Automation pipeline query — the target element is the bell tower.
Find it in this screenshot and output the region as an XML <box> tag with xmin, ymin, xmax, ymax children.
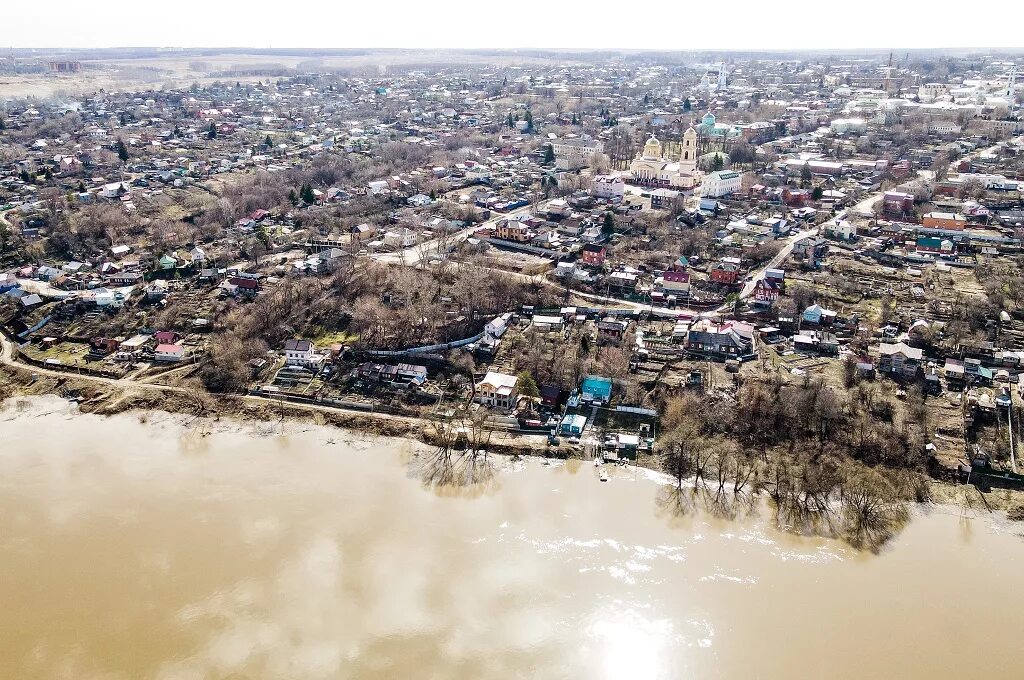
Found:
<box><xmin>679</xmin><ymin>127</ymin><xmax>697</xmax><ymax>173</ymax></box>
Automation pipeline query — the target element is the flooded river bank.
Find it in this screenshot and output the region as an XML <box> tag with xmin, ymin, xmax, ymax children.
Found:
<box><xmin>1</xmin><ymin>397</ymin><xmax>1022</xmax><ymax>679</ymax></box>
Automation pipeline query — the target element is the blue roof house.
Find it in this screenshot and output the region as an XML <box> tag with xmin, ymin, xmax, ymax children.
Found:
<box><xmin>581</xmin><ymin>375</ymin><xmax>613</xmax><ymax>404</ymax></box>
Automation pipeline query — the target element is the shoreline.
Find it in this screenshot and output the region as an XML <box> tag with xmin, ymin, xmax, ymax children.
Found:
<box><xmin>2</xmin><ymin>392</ymin><xmax>1020</xmax><ymax>534</ymax></box>
<box><xmin>3</xmin><ymin>346</ymin><xmax>1024</xmax><ymax>520</ymax></box>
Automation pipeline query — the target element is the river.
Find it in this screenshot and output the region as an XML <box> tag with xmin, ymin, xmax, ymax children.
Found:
<box><xmin>1</xmin><ymin>397</ymin><xmax>1022</xmax><ymax>679</ymax></box>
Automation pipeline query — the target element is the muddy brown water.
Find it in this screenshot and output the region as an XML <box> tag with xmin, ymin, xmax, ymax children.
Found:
<box><xmin>1</xmin><ymin>398</ymin><xmax>1022</xmax><ymax>679</ymax></box>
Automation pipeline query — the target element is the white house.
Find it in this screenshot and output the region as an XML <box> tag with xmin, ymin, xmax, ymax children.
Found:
<box><xmin>475</xmin><ymin>371</ymin><xmax>519</xmax><ymax>409</ymax></box>
<box><xmin>591</xmin><ymin>174</ymin><xmax>625</xmax><ymax>201</ymax></box>
<box><xmin>99</xmin><ymin>182</ymin><xmax>130</xmax><ymax>199</ymax></box>
<box><xmin>284</xmin><ymin>339</ymin><xmax>320</xmax><ymax>368</ymax></box>
<box><xmin>485</xmin><ymin>313</ymin><xmax>512</xmax><ymax>339</ymax></box>
<box><xmin>154</xmin><ymin>343</ymin><xmax>186</xmax><ymax>362</ymax></box>
<box><xmin>825</xmin><ymin>219</ymin><xmax>856</xmax><ymax>240</ymax></box>
<box><xmin>701</xmin><ymin>170</ymin><xmax>743</xmax><ymax>198</ymax></box>
<box><xmin>190</xmin><ymin>246</ymin><xmax>207</xmax><ymax>264</ymax></box>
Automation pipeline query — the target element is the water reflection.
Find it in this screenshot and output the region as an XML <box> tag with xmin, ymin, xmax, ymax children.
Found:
<box><xmin>409</xmin><ymin>445</ymin><xmax>499</xmax><ymax>497</ymax></box>
<box><xmin>2</xmin><ymin>398</ymin><xmax>1024</xmax><ymax>680</ymax></box>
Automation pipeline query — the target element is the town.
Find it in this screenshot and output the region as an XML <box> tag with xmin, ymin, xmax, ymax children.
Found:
<box><xmin>2</xmin><ymin>48</ymin><xmax>1024</xmax><ymax>501</ymax></box>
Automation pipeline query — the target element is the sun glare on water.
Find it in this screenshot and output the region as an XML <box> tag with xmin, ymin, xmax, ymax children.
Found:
<box><xmin>587</xmin><ymin>606</ymin><xmax>679</xmax><ymax>679</ymax></box>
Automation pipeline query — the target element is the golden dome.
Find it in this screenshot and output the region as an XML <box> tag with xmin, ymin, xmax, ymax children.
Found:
<box><xmin>642</xmin><ymin>134</ymin><xmax>663</xmax><ymax>158</ymax></box>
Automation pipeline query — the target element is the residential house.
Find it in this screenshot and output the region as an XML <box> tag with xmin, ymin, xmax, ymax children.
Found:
<box><xmin>36</xmin><ymin>265</ymin><xmax>61</xmax><ymax>281</ymax></box>
<box><xmin>580</xmin><ymin>375</ymin><xmax>613</xmax><ymax>404</ymax></box>
<box><xmin>284</xmin><ymin>339</ymin><xmax>320</xmax><ymax>368</ymax></box>
<box><xmin>119</xmin><ymin>334</ymin><xmax>152</xmax><ymax>353</ymax></box>
<box><xmin>495</xmin><ymin>219</ymin><xmax>531</xmax><ymax>242</ymax></box>
<box><xmin>709</xmin><ymin>261</ymin><xmax>740</xmax><ymax>285</ymax></box>
<box><xmin>351</xmin><ymin>223</ymin><xmax>375</xmax><ymax>240</ymax></box>
<box><xmin>221</xmin><ymin>276</ymin><xmax>260</xmax><ymax>296</ymax></box>
<box><xmin>532</xmin><ymin>314</ymin><xmax>564</xmax><ymax>332</ymax></box>
<box><xmin>145</xmin><ymin>281</ymin><xmax>169</xmax><ymax>301</ymax></box>
<box><xmin>922</xmin><ymin>212</ymin><xmax>966</xmax><ymax>230</ymax></box>
<box><xmin>792</xmin><ymin>330</ymin><xmax>840</xmax><ymax>355</ymax></box>
<box><xmin>964</xmin><ymin>357</ymin><xmax>994</xmax><ymax>385</ymax></box>
<box><xmin>607</xmin><ymin>270</ymin><xmax>639</xmax><ymax>293</ymax></box>
<box><xmin>825</xmin><ymin>219</ymin><xmax>856</xmax><ymax>240</ymax></box>
<box><xmin>99</xmin><ymin>181</ymin><xmax>130</xmax><ymax>199</ymax></box>
<box><xmin>597</xmin><ymin>318</ymin><xmax>627</xmax><ymax>344</ymax></box>
<box><xmin>753</xmin><ymin>278</ymin><xmax>781</xmax><ymax>307</ymax></box>
<box><xmin>878</xmin><ymin>342</ymin><xmax>923</xmax><ymax>377</ymax></box>
<box><xmin>546</xmin><ymin>199</ymin><xmax>572</xmax><ymax>218</ymax></box>
<box><xmin>154</xmin><ymin>331</ymin><xmax>181</xmax><ymax>345</ymax></box>
<box><xmin>802</xmin><ymin>304</ymin><xmax>837</xmax><ymax>326</ymax></box>
<box><xmin>657</xmin><ymin>269</ymin><xmax>691</xmax><ymax>296</ymax></box>
<box><xmin>560</xmin><ymin>413</ymin><xmax>588</xmax><ymax>435</ymax></box>
<box><xmin>90</xmin><ymin>337</ymin><xmax>120</xmax><ymax>354</ymax></box>
<box><xmin>154</xmin><ymin>343</ymin><xmax>186</xmax><ymax>362</ymax></box>
<box><xmin>916</xmin><ymin>237</ymin><xmax>954</xmax><ymax>254</ymax></box>
<box><xmin>539</xmin><ymin>385</ymin><xmax>563</xmax><ymax>407</ymax></box>
<box><xmin>591</xmin><ymin>174</ymin><xmax>625</xmax><ymax>201</ymax></box>
<box><xmin>792</xmin><ymin>236</ymin><xmax>829</xmax><ymax>266</ymax></box>
<box><xmin>685</xmin><ymin>320</ymin><xmax>753</xmax><ymax>358</ymax></box>
<box><xmin>580</xmin><ymin>243</ymin><xmax>607</xmax><ymax>267</ymax></box>
<box><xmin>944</xmin><ymin>358</ymin><xmax>966</xmax><ymax>386</ymax></box>
<box><xmin>0</xmin><ymin>272</ymin><xmax>17</xmax><ymax>292</ymax></box>
<box><xmin>355</xmin><ymin>362</ymin><xmax>428</xmax><ymax>386</ymax></box>
<box><xmin>475</xmin><ymin>371</ymin><xmax>519</xmax><ymax>409</ymax></box>
<box><xmin>485</xmin><ymin>313</ymin><xmax>512</xmax><ymax>340</ymax></box>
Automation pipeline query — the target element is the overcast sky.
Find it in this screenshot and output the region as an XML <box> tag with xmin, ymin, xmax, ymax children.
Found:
<box><xmin>6</xmin><ymin>1</ymin><xmax>1022</xmax><ymax>51</ymax></box>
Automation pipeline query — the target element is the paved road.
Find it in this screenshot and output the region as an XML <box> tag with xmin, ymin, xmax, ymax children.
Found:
<box><xmin>738</xmin><ymin>226</ymin><xmax>819</xmax><ymax>300</ymax></box>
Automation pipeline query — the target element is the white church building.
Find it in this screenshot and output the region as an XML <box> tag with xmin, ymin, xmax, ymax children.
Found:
<box><xmin>629</xmin><ymin>127</ymin><xmax>704</xmax><ymax>194</ymax></box>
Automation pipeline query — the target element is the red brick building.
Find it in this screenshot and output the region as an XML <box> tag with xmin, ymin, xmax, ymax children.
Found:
<box><xmin>580</xmin><ymin>244</ymin><xmax>607</xmax><ymax>267</ymax></box>
<box><xmin>710</xmin><ymin>262</ymin><xmax>740</xmax><ymax>285</ymax></box>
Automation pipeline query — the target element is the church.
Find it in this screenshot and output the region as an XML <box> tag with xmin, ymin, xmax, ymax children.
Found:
<box><xmin>629</xmin><ymin>126</ymin><xmax>703</xmax><ymax>194</ymax></box>
<box><xmin>697</xmin><ymin>111</ymin><xmax>742</xmax><ymax>140</ymax></box>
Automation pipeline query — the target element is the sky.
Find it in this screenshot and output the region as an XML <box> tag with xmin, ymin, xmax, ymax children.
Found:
<box><xmin>6</xmin><ymin>1</ymin><xmax>1022</xmax><ymax>51</ymax></box>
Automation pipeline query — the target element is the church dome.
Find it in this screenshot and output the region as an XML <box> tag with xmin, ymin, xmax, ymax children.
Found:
<box><xmin>642</xmin><ymin>134</ymin><xmax>663</xmax><ymax>158</ymax></box>
<box><xmin>702</xmin><ymin>112</ymin><xmax>716</xmax><ymax>126</ymax></box>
